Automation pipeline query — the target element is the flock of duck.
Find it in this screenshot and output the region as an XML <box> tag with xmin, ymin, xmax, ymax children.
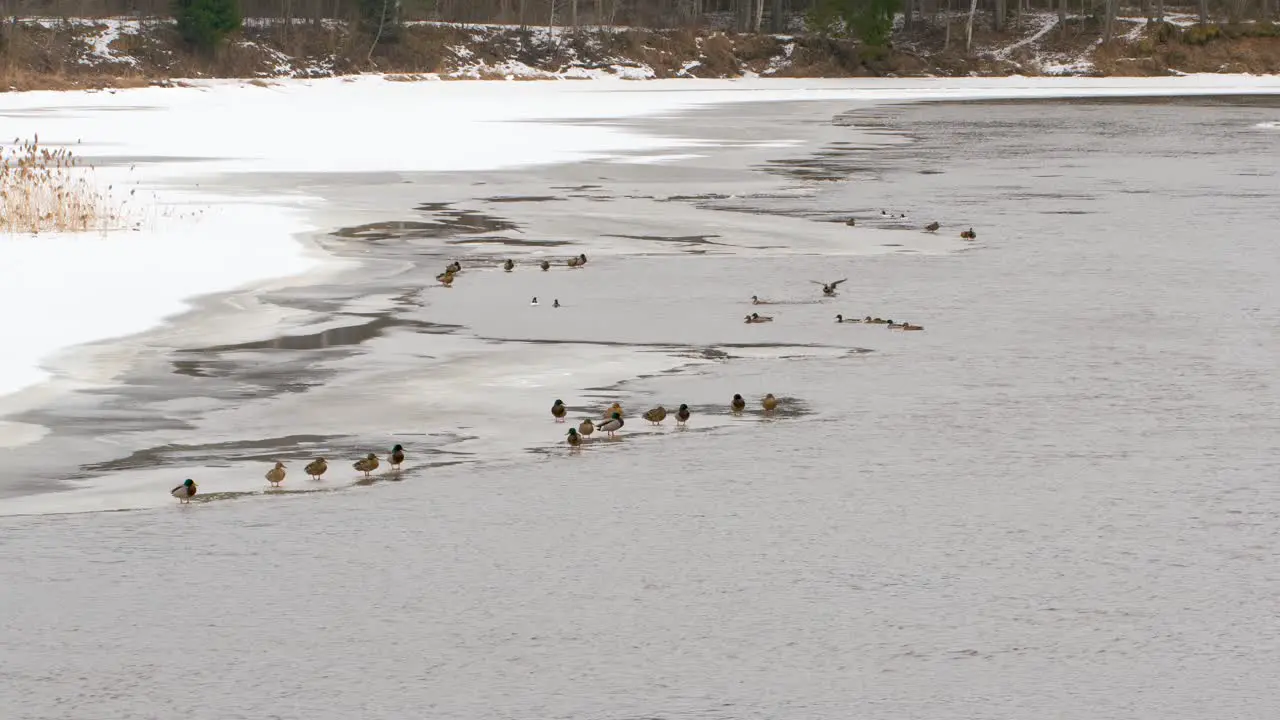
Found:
<box><xmin>170</xmin><ymin>220</ymin><xmax>971</xmax><ymax>504</ymax></box>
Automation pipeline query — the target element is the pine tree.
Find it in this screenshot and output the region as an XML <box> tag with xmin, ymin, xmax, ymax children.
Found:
<box><xmin>174</xmin><ymin>0</ymin><xmax>243</xmax><ymax>51</ymax></box>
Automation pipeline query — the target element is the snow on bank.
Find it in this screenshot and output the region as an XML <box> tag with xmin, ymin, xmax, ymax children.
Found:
<box><xmin>2</xmin><ymin>74</ymin><xmax>1280</xmax><ymax>411</ymax></box>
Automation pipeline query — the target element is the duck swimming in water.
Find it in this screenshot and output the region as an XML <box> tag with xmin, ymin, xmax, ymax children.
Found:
<box><xmin>750</xmin><ymin>295</ymin><xmax>772</xmax><ymax>305</ymax></box>
<box><xmin>836</xmin><ymin>314</ymin><xmax>861</xmax><ymax>323</ymax></box>
<box><xmin>961</xmin><ymin>228</ymin><xmax>977</xmax><ymax>240</ymax></box>
<box><xmin>171</xmin><ymin>478</ymin><xmax>198</xmax><ymax>503</ymax></box>
<box><xmin>265</xmin><ymin>461</ymin><xmax>286</xmax><ymax>488</ymax></box>
<box><xmin>811</xmin><ymin>278</ymin><xmax>848</xmax><ymax>297</ymax></box>
<box><xmin>503</xmin><ymin>259</ymin><xmax>514</xmax><ymax>272</ymax></box>
<box><xmin>745</xmin><ymin>312</ymin><xmax>774</xmax><ymax>323</ymax></box>
<box><xmin>731</xmin><ymin>394</ymin><xmax>746</xmax><ymax>413</ymax></box>
<box><xmin>925</xmin><ymin>221</ymin><xmax>940</xmax><ymax>232</ymax></box>
<box><xmin>304</xmin><ymin>457</ymin><xmax>327</xmax><ymax>480</ymax></box>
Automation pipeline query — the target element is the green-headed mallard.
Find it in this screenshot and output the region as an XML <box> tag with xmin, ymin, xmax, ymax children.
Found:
<box><xmin>599</xmin><ymin>412</ymin><xmax>624</xmax><ymax>438</ymax></box>
<box><xmin>836</xmin><ymin>314</ymin><xmax>862</xmax><ymax>323</ymax></box>
<box><xmin>437</xmin><ymin>270</ymin><xmax>456</xmax><ymax>287</ymax></box>
<box><xmin>551</xmin><ymin>399</ymin><xmax>567</xmax><ymax>422</ymax></box>
<box><xmin>354</xmin><ymin>453</ymin><xmax>379</xmax><ymax>477</ymax></box>
<box><xmin>811</xmin><ymin>278</ymin><xmax>848</xmax><ymax>297</ymax></box>
<box><xmin>266</xmin><ymin>461</ymin><xmax>286</xmax><ymax>487</ymax></box>
<box><xmin>642</xmin><ymin>406</ymin><xmax>667</xmax><ymax>426</ymax></box>
<box><xmin>731</xmin><ymin>393</ymin><xmax>746</xmax><ymax>413</ymax></box>
<box><xmin>675</xmin><ymin>403</ymin><xmax>690</xmax><ymax>426</ymax></box>
<box><xmin>603</xmin><ymin>402</ymin><xmax>623</xmax><ymax>419</ymax></box>
<box><xmin>566</xmin><ymin>427</ymin><xmax>582</xmax><ymax>449</ymax></box>
<box><xmin>446</xmin><ymin>261</ymin><xmax>462</xmax><ymax>273</ymax></box>
<box><xmin>925</xmin><ymin>221</ymin><xmax>940</xmax><ymax>232</ymax></box>
<box><xmin>579</xmin><ymin>418</ymin><xmax>595</xmax><ymax>437</ymax></box>
<box><xmin>171</xmin><ymin>478</ymin><xmax>197</xmax><ymax>503</ymax></box>
<box><xmin>540</xmin><ymin>260</ymin><xmax>550</xmax><ymax>271</ymax></box>
<box><xmin>304</xmin><ymin>457</ymin><xmax>327</xmax><ymax>480</ymax></box>
<box><xmin>567</xmin><ymin>256</ymin><xmax>581</xmax><ymax>268</ymax></box>
<box><xmin>503</xmin><ymin>259</ymin><xmax>514</xmax><ymax>272</ymax></box>
<box><xmin>961</xmin><ymin>228</ymin><xmax>977</xmax><ymax>240</ymax></box>
<box><xmin>390</xmin><ymin>444</ymin><xmax>405</xmax><ymax>470</ymax></box>
<box><xmin>762</xmin><ymin>393</ymin><xmax>779</xmax><ymax>412</ymax></box>
<box><xmin>745</xmin><ymin>312</ymin><xmax>774</xmax><ymax>323</ymax></box>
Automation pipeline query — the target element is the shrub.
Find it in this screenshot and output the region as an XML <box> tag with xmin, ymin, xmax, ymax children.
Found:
<box><xmin>174</xmin><ymin>0</ymin><xmax>243</xmax><ymax>51</ymax></box>
<box><xmin>0</xmin><ymin>136</ymin><xmax>119</xmax><ymax>234</ymax></box>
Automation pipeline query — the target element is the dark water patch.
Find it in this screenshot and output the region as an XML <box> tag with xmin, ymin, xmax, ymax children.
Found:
<box><xmin>1043</xmin><ymin>210</ymin><xmax>1092</xmax><ymax>215</ymax></box>
<box><xmin>447</xmin><ymin>236</ymin><xmax>572</xmax><ymax>247</ymax></box>
<box><xmin>481</xmin><ymin>195</ymin><xmax>565</xmax><ymax>203</ymax></box>
<box><xmin>919</xmin><ymin>169</ymin><xmax>944</xmax><ymax>175</ymax></box>
<box><xmin>603</xmin><ymin>233</ymin><xmax>726</xmax><ymax>246</ymax></box>
<box><xmin>72</xmin><ymin>434</ymin><xmax>346</xmax><ymax>478</ymax></box>
<box><xmin>182</xmin><ymin>316</ymin><xmax>462</xmax><ymax>354</ymax></box>
<box><xmin>551</xmin><ymin>184</ymin><xmax>602</xmax><ymax>191</ymax></box>
<box><xmin>333</xmin><ymin>207</ymin><xmax>520</xmax><ymax>242</ymax></box>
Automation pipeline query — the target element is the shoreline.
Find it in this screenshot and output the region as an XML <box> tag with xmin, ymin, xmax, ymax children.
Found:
<box><xmin>2</xmin><ymin>76</ymin><xmax>1280</xmax><ymax>515</ymax></box>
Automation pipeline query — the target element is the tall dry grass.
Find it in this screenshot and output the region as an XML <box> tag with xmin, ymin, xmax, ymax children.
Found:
<box><xmin>0</xmin><ymin>136</ymin><xmax>121</xmax><ymax>234</ymax></box>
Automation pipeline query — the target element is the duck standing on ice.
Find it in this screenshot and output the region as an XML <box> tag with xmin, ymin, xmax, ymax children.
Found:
<box><xmin>171</xmin><ymin>478</ymin><xmax>198</xmax><ymax>503</ymax></box>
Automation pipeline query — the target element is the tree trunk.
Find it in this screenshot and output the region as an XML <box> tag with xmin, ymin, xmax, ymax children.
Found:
<box><xmin>965</xmin><ymin>0</ymin><xmax>978</xmax><ymax>52</ymax></box>
<box><xmin>993</xmin><ymin>0</ymin><xmax>1004</xmax><ymax>32</ymax></box>
<box><xmin>1058</xmin><ymin>0</ymin><xmax>1068</xmax><ymax>36</ymax></box>
<box><xmin>753</xmin><ymin>0</ymin><xmax>764</xmax><ymax>31</ymax></box>
<box><xmin>1156</xmin><ymin>0</ymin><xmax>1164</xmax><ymax>22</ymax></box>
<box><xmin>1197</xmin><ymin>0</ymin><xmax>1208</xmax><ymax>23</ymax></box>
<box><xmin>1103</xmin><ymin>0</ymin><xmax>1115</xmax><ymax>41</ymax></box>
<box><xmin>770</xmin><ymin>0</ymin><xmax>784</xmax><ymax>32</ymax></box>
<box><xmin>571</xmin><ymin>0</ymin><xmax>578</xmax><ymax>26</ymax></box>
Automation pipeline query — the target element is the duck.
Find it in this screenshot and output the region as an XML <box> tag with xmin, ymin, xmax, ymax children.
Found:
<box><xmin>436</xmin><ymin>270</ymin><xmax>456</xmax><ymax>287</ymax></box>
<box><xmin>576</xmin><ymin>253</ymin><xmax>588</xmax><ymax>266</ymax></box>
<box><xmin>265</xmin><ymin>461</ymin><xmax>286</xmax><ymax>488</ymax></box>
<box><xmin>171</xmin><ymin>478</ymin><xmax>198</xmax><ymax>503</ymax></box>
<box><xmin>304</xmin><ymin>457</ymin><xmax>327</xmax><ymax>480</ymax></box>
<box><xmin>353</xmin><ymin>453</ymin><xmax>380</xmax><ymax>478</ymax></box>
<box><xmin>567</xmin><ymin>256</ymin><xmax>582</xmax><ymax>268</ymax></box>
<box><xmin>599</xmin><ymin>412</ymin><xmax>624</xmax><ymax>438</ymax></box>
<box><xmin>603</xmin><ymin>402</ymin><xmax>624</xmax><ymax>419</ymax></box>
<box><xmin>390</xmin><ymin>444</ymin><xmax>405</xmax><ymax>471</ymax></box>
<box><xmin>836</xmin><ymin>314</ymin><xmax>861</xmax><ymax>323</ymax></box>
<box><xmin>744</xmin><ymin>312</ymin><xmax>774</xmax><ymax>323</ymax></box>
<box><xmin>675</xmin><ymin>403</ymin><xmax>690</xmax><ymax>426</ymax></box>
<box><xmin>864</xmin><ymin>316</ymin><xmax>890</xmax><ymax>324</ymax></box>
<box><xmin>579</xmin><ymin>418</ymin><xmax>595</xmax><ymax>438</ymax></box>
<box><xmin>845</xmin><ymin>218</ymin><xmax>856</xmax><ymax>226</ymax></box>
<box><xmin>762</xmin><ymin>393</ymin><xmax>779</xmax><ymax>412</ymax></box>
<box><xmin>731</xmin><ymin>393</ymin><xmax>746</xmax><ymax>413</ymax></box>
<box><xmin>551</xmin><ymin>399</ymin><xmax>567</xmax><ymax>422</ymax></box>
<box><xmin>899</xmin><ymin>322</ymin><xmax>924</xmax><ymax>331</ymax></box>
<box><xmin>750</xmin><ymin>295</ymin><xmax>772</xmax><ymax>305</ymax></box>
<box><xmin>811</xmin><ymin>278</ymin><xmax>848</xmax><ymax>297</ymax></box>
<box><xmin>960</xmin><ymin>228</ymin><xmax>977</xmax><ymax>240</ymax></box>
<box><xmin>503</xmin><ymin>259</ymin><xmax>515</xmax><ymax>272</ymax></box>
<box><xmin>531</xmin><ymin>297</ymin><xmax>539</xmax><ymax>306</ymax></box>
<box><xmin>925</xmin><ymin>221</ymin><xmax>940</xmax><ymax>232</ymax></box>
<box><xmin>642</xmin><ymin>406</ymin><xmax>667</xmax><ymax>426</ymax></box>
<box><xmin>539</xmin><ymin>260</ymin><xmax>550</xmax><ymax>271</ymax></box>
<box><xmin>566</xmin><ymin>427</ymin><xmax>582</xmax><ymax>449</ymax></box>
<box><xmin>553</xmin><ymin>299</ymin><xmax>561</xmax><ymax>308</ymax></box>
<box><xmin>446</xmin><ymin>261</ymin><xmax>462</xmax><ymax>274</ymax></box>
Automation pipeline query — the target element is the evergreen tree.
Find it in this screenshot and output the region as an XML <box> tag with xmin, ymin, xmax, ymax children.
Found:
<box><xmin>173</xmin><ymin>0</ymin><xmax>243</xmax><ymax>51</ymax></box>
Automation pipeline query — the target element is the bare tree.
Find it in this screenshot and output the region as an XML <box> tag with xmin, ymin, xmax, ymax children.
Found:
<box><xmin>965</xmin><ymin>0</ymin><xmax>978</xmax><ymax>52</ymax></box>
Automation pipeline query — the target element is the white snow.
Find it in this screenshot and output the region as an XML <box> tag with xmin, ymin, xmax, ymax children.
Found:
<box><xmin>3</xmin><ymin>74</ymin><xmax>1280</xmax><ymax>413</ymax></box>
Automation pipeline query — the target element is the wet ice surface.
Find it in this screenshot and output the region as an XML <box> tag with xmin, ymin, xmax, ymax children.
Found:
<box><xmin>4</xmin><ymin>95</ymin><xmax>1280</xmax><ymax>718</ymax></box>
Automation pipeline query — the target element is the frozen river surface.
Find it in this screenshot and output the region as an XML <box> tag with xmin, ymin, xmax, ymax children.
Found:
<box><xmin>2</xmin><ymin>88</ymin><xmax>1280</xmax><ymax>718</ymax></box>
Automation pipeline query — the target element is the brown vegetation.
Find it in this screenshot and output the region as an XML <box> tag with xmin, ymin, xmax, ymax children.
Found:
<box><xmin>0</xmin><ymin>137</ymin><xmax>119</xmax><ymax>234</ymax></box>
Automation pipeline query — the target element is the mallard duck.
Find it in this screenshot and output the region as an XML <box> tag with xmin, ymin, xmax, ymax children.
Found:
<box><xmin>845</xmin><ymin>218</ymin><xmax>856</xmax><ymax>226</ymax></box>
<box><xmin>566</xmin><ymin>427</ymin><xmax>582</xmax><ymax>449</ymax></box>
<box><xmin>599</xmin><ymin>412</ymin><xmax>624</xmax><ymax>438</ymax></box>
<box><xmin>642</xmin><ymin>406</ymin><xmax>667</xmax><ymax>425</ymax></box>
<box><xmin>579</xmin><ymin>418</ymin><xmax>595</xmax><ymax>437</ymax></box>
<box><xmin>578</xmin><ymin>253</ymin><xmax>587</xmax><ymax>265</ymax></box>
<box><xmin>304</xmin><ymin>457</ymin><xmax>327</xmax><ymax>480</ymax></box>
<box><xmin>961</xmin><ymin>228</ymin><xmax>977</xmax><ymax>240</ymax></box>
<box><xmin>900</xmin><ymin>322</ymin><xmax>924</xmax><ymax>331</ymax></box>
<box><xmin>171</xmin><ymin>478</ymin><xmax>198</xmax><ymax>503</ymax></box>
<box><xmin>551</xmin><ymin>399</ymin><xmax>567</xmax><ymax>422</ymax></box>
<box><xmin>567</xmin><ymin>256</ymin><xmax>582</xmax><ymax>268</ymax></box>
<box><xmin>353</xmin><ymin>453</ymin><xmax>380</xmax><ymax>477</ymax></box>
<box><xmin>540</xmin><ymin>260</ymin><xmax>550</xmax><ymax>271</ymax></box>
<box><xmin>745</xmin><ymin>312</ymin><xmax>774</xmax><ymax>323</ymax></box>
<box><xmin>762</xmin><ymin>393</ymin><xmax>779</xmax><ymax>412</ymax></box>
<box><xmin>865</xmin><ymin>316</ymin><xmax>890</xmax><ymax>324</ymax></box>
<box><xmin>836</xmin><ymin>314</ymin><xmax>861</xmax><ymax>323</ymax></box>
<box><xmin>446</xmin><ymin>261</ymin><xmax>462</xmax><ymax>274</ymax></box>
<box><xmin>925</xmin><ymin>221</ymin><xmax>940</xmax><ymax>232</ymax></box>
<box><xmin>675</xmin><ymin>403</ymin><xmax>690</xmax><ymax>426</ymax></box>
<box><xmin>503</xmin><ymin>259</ymin><xmax>514</xmax><ymax>272</ymax></box>
<box><xmin>437</xmin><ymin>270</ymin><xmax>456</xmax><ymax>287</ymax></box>
<box><xmin>731</xmin><ymin>393</ymin><xmax>746</xmax><ymax>412</ymax></box>
<box><xmin>265</xmin><ymin>461</ymin><xmax>286</xmax><ymax>488</ymax></box>
<box><xmin>553</xmin><ymin>299</ymin><xmax>561</xmax><ymax>308</ymax></box>
<box><xmin>750</xmin><ymin>295</ymin><xmax>773</xmax><ymax>305</ymax></box>
<box><xmin>603</xmin><ymin>402</ymin><xmax>624</xmax><ymax>419</ymax></box>
<box><xmin>390</xmin><ymin>443</ymin><xmax>405</xmax><ymax>470</ymax></box>
<box><xmin>811</xmin><ymin>278</ymin><xmax>848</xmax><ymax>297</ymax></box>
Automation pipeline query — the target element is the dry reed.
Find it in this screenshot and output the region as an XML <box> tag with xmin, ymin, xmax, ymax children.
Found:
<box><xmin>0</xmin><ymin>135</ymin><xmax>120</xmax><ymax>234</ymax></box>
